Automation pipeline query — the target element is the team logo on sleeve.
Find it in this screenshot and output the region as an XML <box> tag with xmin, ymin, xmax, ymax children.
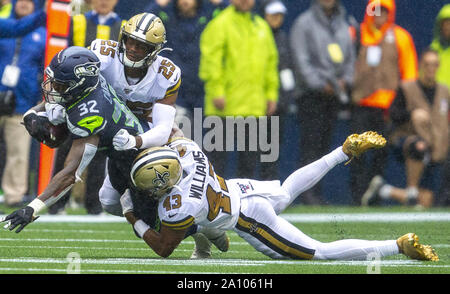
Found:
<box><xmin>237</xmin><ymin>181</ymin><xmax>254</xmax><ymax>194</ymax></box>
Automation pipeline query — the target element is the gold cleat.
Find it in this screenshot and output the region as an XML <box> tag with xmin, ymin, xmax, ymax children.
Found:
<box><xmin>397</xmin><ymin>233</ymin><xmax>439</xmax><ymax>261</ymax></box>
<box><xmin>342</xmin><ymin>131</ymin><xmax>387</xmax><ymax>165</ymax></box>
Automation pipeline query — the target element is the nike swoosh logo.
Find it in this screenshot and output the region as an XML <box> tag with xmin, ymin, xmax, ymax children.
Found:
<box><xmin>168</xmin><ymin>214</ymin><xmax>177</xmax><ymax>218</ymax></box>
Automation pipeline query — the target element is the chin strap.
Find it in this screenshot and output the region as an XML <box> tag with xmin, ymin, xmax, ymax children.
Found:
<box><xmin>121</xmin><ymin>44</ymin><xmax>173</xmax><ymax>68</ymax></box>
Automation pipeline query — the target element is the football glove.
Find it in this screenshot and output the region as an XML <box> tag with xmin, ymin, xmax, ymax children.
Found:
<box><xmin>23</xmin><ymin>110</ymin><xmax>48</xmax><ymax>142</ymax></box>
<box><xmin>45</xmin><ymin>103</ymin><xmax>66</xmax><ymax>125</ymax></box>
<box><xmin>113</xmin><ymin>129</ymin><xmax>137</xmax><ymax>151</ymax></box>
<box><xmin>22</xmin><ymin>109</ymin><xmax>68</xmax><ymax>148</ymax></box>
<box><xmin>1</xmin><ymin>206</ymin><xmax>38</xmax><ymax>233</ymax></box>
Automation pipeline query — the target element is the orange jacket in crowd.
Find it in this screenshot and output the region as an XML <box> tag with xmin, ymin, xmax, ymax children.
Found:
<box><xmin>353</xmin><ymin>0</ymin><xmax>418</xmax><ymax>109</ymax></box>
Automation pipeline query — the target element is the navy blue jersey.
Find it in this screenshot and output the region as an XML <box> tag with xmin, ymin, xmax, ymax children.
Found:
<box><xmin>65</xmin><ymin>75</ymin><xmax>149</xmax><ymax>161</ymax></box>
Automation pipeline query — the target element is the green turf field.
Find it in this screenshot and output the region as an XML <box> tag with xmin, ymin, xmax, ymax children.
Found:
<box><xmin>0</xmin><ymin>205</ymin><xmax>448</xmax><ymax>274</ymax></box>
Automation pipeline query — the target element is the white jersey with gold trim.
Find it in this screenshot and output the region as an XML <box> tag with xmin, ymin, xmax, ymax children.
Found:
<box><xmin>158</xmin><ymin>138</ymin><xmax>241</xmax><ymax>231</ymax></box>
<box><xmin>89</xmin><ymin>39</ymin><xmax>181</xmax><ymax>118</ymax></box>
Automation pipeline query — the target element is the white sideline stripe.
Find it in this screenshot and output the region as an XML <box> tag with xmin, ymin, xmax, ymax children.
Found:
<box><xmin>281</xmin><ymin>212</ymin><xmax>450</xmax><ymax>223</ymax></box>
<box><xmin>0</xmin><ymin>238</ymin><xmax>249</xmax><ymax>246</ymax></box>
<box><xmin>0</xmin><ymin>258</ymin><xmax>448</xmax><ymax>269</ymax></box>
<box><xmin>1</xmin><ymin>237</ymin><xmax>446</xmax><ymax>248</ymax></box>
<box><xmin>0</xmin><ymin>267</ymin><xmax>243</xmax><ymax>274</ymax></box>
<box><xmin>0</xmin><ymin>258</ymin><xmax>258</xmax><ymax>267</ymax></box>
<box><xmin>0</xmin><ymin>244</ymin><xmax>245</xmax><ymax>254</ymax></box>
<box><xmin>0</xmin><ymin>212</ymin><xmax>449</xmax><ymax>223</ymax></box>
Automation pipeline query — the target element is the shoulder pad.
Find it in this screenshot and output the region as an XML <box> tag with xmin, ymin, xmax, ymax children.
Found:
<box><xmin>155</xmin><ymin>57</ymin><xmax>181</xmax><ymax>90</ymax></box>
<box><xmin>89</xmin><ymin>39</ymin><xmax>119</xmax><ymax>71</ymax></box>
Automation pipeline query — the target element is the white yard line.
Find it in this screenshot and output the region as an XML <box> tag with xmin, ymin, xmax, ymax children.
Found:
<box><xmin>0</xmin><ymin>244</ymin><xmax>245</xmax><ymax>254</ymax></box>
<box><xmin>0</xmin><ymin>257</ymin><xmax>448</xmax><ymax>269</ymax></box>
<box><xmin>0</xmin><ymin>212</ymin><xmax>449</xmax><ymax>223</ymax></box>
<box><xmin>0</xmin><ymin>267</ymin><xmax>240</xmax><ymax>274</ymax></box>
<box><xmin>0</xmin><ymin>237</ymin><xmax>249</xmax><ymax>246</ymax></box>
<box><xmin>281</xmin><ymin>212</ymin><xmax>450</xmax><ymax>223</ymax></box>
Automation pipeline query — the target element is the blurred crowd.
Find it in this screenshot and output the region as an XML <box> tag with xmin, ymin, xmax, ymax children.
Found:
<box><xmin>0</xmin><ymin>0</ymin><xmax>449</xmax><ymax>213</ymax></box>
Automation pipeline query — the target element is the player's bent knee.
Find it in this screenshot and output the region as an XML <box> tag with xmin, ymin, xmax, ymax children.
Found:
<box><xmin>101</xmin><ymin>203</ymin><xmax>123</xmax><ymax>216</ymax></box>
<box><xmin>99</xmin><ymin>183</ymin><xmax>121</xmax><ymax>206</ymax></box>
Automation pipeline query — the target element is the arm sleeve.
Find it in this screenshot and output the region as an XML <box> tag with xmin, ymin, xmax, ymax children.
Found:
<box><xmin>161</xmin><ymin>214</ymin><xmax>195</xmax><ymax>231</ymax></box>
<box><xmin>199</xmin><ymin>18</ymin><xmax>226</xmax><ymax>98</ymax></box>
<box><xmin>89</xmin><ymin>39</ymin><xmax>114</xmax><ymax>72</ymax></box>
<box><xmin>139</xmin><ymin>103</ymin><xmax>176</xmax><ymax>148</ymax></box>
<box><xmin>0</xmin><ymin>9</ymin><xmax>45</xmax><ymax>38</ymax></box>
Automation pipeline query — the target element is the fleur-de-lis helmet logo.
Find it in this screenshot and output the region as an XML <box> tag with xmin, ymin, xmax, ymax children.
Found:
<box><xmin>152</xmin><ymin>170</ymin><xmax>170</xmax><ymax>187</ymax></box>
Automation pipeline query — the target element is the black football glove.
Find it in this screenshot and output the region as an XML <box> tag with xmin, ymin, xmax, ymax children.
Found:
<box><xmin>1</xmin><ymin>206</ymin><xmax>38</xmax><ymax>233</ymax></box>
<box><xmin>22</xmin><ymin>110</ymin><xmax>66</xmax><ymax>148</ymax></box>
<box><xmin>23</xmin><ymin>111</ymin><xmax>51</xmax><ymax>143</ymax></box>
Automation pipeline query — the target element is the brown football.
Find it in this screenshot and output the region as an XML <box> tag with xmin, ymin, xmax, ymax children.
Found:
<box><xmin>45</xmin><ymin>122</ymin><xmax>69</xmax><ymax>148</ymax></box>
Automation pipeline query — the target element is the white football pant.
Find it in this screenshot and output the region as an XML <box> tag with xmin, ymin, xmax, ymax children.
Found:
<box><xmin>233</xmin><ymin>147</ymin><xmax>399</xmax><ymax>260</ymax></box>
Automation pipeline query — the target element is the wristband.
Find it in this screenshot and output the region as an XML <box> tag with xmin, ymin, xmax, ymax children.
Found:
<box><xmin>134</xmin><ymin>220</ymin><xmax>150</xmax><ymax>238</ymax></box>
<box><xmin>27</xmin><ymin>198</ymin><xmax>47</xmax><ymax>217</ymax></box>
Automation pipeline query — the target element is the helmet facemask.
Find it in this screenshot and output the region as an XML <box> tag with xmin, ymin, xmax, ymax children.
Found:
<box><xmin>120</xmin><ymin>33</ymin><xmax>165</xmax><ymax>68</ymax></box>
<box><xmin>118</xmin><ymin>13</ymin><xmax>171</xmax><ymax>69</ymax></box>
<box><xmin>42</xmin><ymin>67</ymin><xmax>74</xmax><ymax>105</ymax></box>
<box><xmin>42</xmin><ymin>48</ymin><xmax>100</xmax><ymax>106</ymax></box>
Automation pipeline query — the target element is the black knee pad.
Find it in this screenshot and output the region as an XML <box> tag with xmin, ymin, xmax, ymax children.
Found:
<box><xmin>404</xmin><ymin>137</ymin><xmax>430</xmax><ymax>161</ymax></box>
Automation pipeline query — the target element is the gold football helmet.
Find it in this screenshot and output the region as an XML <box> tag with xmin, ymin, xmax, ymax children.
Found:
<box><xmin>131</xmin><ymin>146</ymin><xmax>183</xmax><ymax>199</ymax></box>
<box><xmin>118</xmin><ymin>13</ymin><xmax>168</xmax><ymax>68</ymax></box>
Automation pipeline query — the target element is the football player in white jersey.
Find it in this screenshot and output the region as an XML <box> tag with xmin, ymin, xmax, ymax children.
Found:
<box><xmin>85</xmin><ymin>13</ymin><xmax>183</xmax><ymax>214</ymax></box>
<box><xmin>94</xmin><ymin>13</ymin><xmax>228</xmax><ymax>258</ymax></box>
<box><xmin>119</xmin><ymin>132</ymin><xmax>438</xmax><ymax>261</ymax></box>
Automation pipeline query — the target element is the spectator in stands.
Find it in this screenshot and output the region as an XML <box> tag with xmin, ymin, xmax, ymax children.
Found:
<box><xmin>0</xmin><ymin>0</ymin><xmax>12</xmax><ymax>18</ymax></box>
<box><xmin>289</xmin><ymin>0</ymin><xmax>355</xmax><ymax>204</ymax></box>
<box><xmin>69</xmin><ymin>0</ymin><xmax>124</xmax><ymax>47</ymax></box>
<box><xmin>350</xmin><ymin>0</ymin><xmax>418</xmax><ymax>205</ymax></box>
<box><xmin>0</xmin><ymin>0</ymin><xmax>46</xmax><ymax>207</ymax></box>
<box><xmin>430</xmin><ymin>4</ymin><xmax>450</xmax><ymax>207</ymax></box>
<box><xmin>199</xmin><ymin>0</ymin><xmax>279</xmax><ymax>179</ymax></box>
<box><xmin>0</xmin><ymin>0</ymin><xmax>44</xmax><ymax>37</ymax></box>
<box><xmin>49</xmin><ymin>0</ymin><xmax>124</xmax><ymax>215</ymax></box>
<box><xmin>145</xmin><ymin>0</ymin><xmax>227</xmax><ymax>139</ymax></box>
<box><xmin>259</xmin><ymin>0</ymin><xmax>297</xmax><ymax>181</ymax></box>
<box><xmin>362</xmin><ymin>49</ymin><xmax>449</xmax><ymax>208</ymax></box>
<box><xmin>431</xmin><ymin>4</ymin><xmax>450</xmax><ymax>90</ymax></box>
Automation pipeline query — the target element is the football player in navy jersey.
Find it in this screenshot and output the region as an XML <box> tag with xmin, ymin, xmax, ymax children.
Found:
<box><xmin>1</xmin><ymin>46</ymin><xmax>163</xmax><ymax>233</ymax></box>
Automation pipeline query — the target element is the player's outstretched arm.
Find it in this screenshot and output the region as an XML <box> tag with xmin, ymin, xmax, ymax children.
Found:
<box><xmin>1</xmin><ymin>135</ymin><xmax>100</xmax><ymax>233</ymax></box>
<box><xmin>113</xmin><ymin>92</ymin><xmax>179</xmax><ymax>151</ymax></box>
<box><xmin>120</xmin><ymin>190</ymin><xmax>186</xmax><ymax>258</ymax></box>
